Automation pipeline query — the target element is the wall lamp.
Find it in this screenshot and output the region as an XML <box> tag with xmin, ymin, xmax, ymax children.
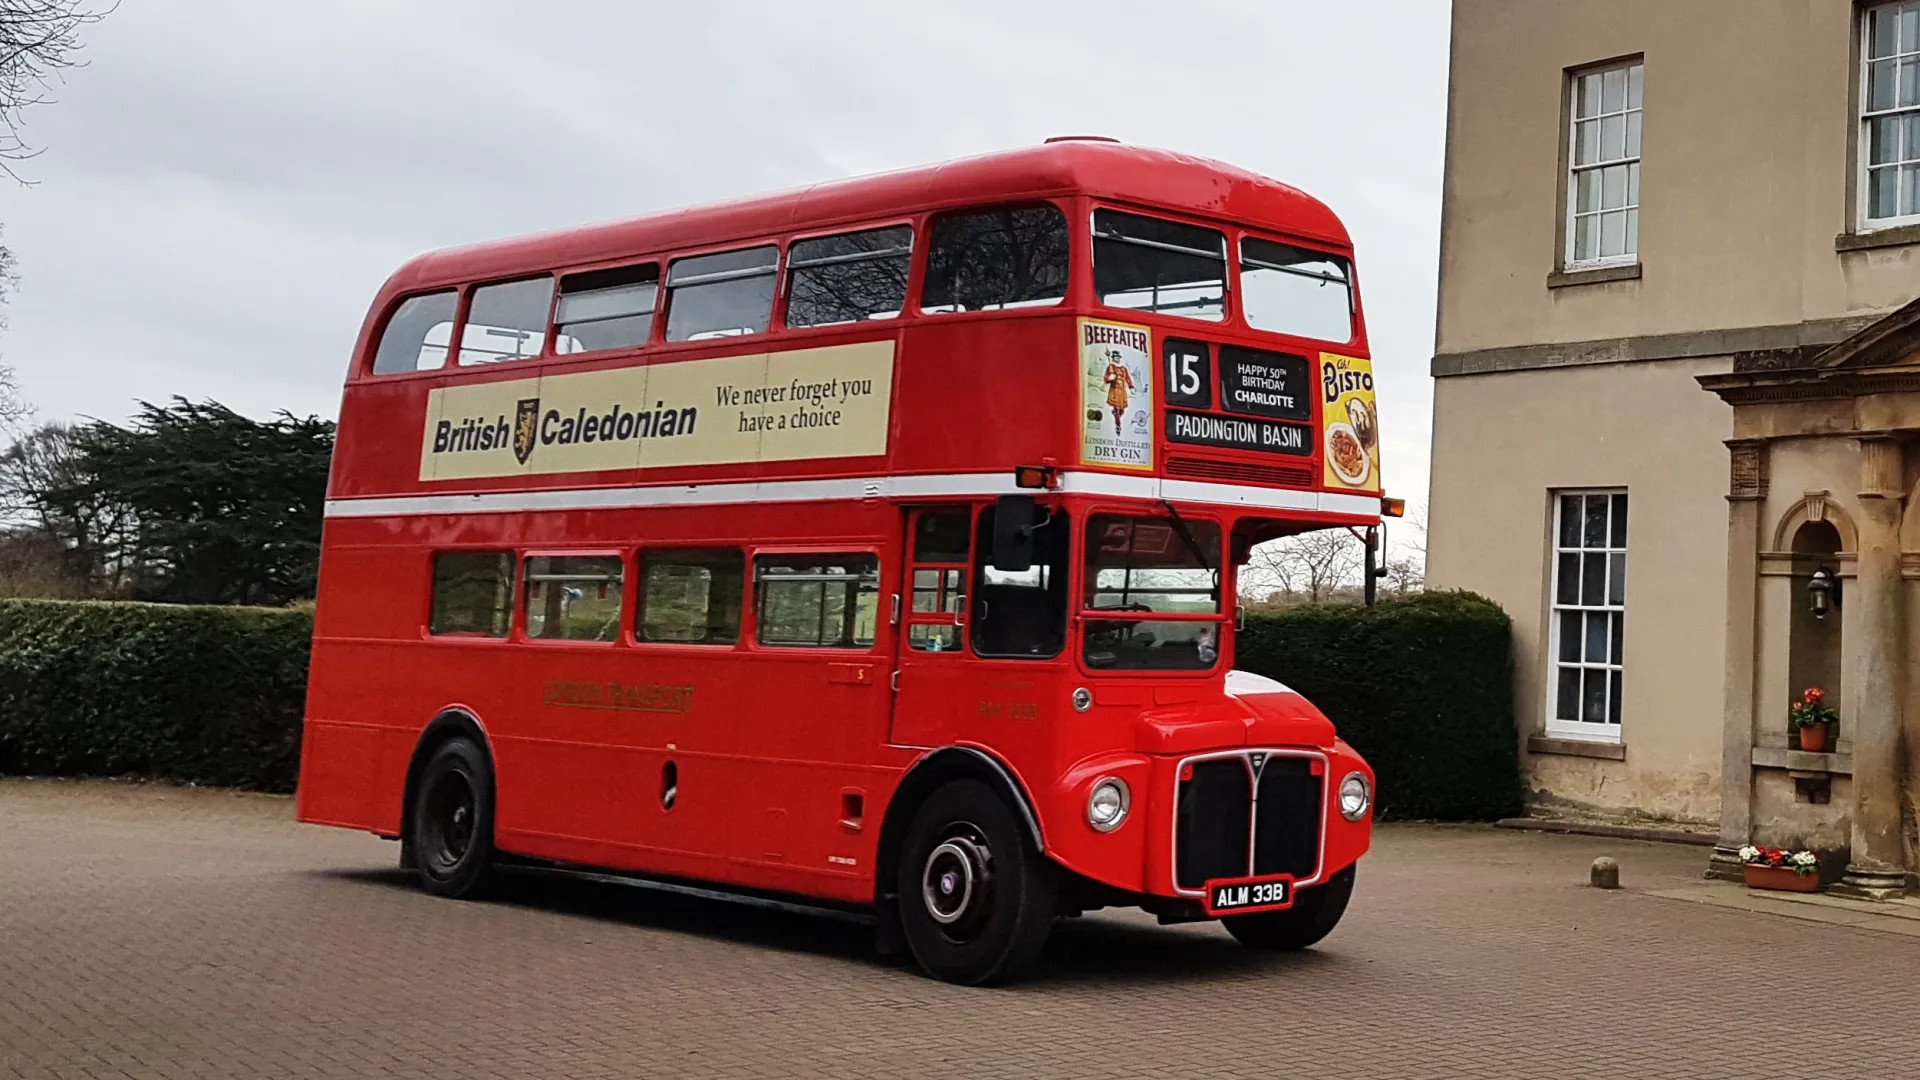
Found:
<box><xmin>1807</xmin><ymin>567</ymin><xmax>1841</xmax><ymax>620</ymax></box>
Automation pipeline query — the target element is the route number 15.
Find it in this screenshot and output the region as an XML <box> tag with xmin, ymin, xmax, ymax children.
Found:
<box><xmin>1163</xmin><ymin>339</ymin><xmax>1211</xmax><ymax>409</ymax></box>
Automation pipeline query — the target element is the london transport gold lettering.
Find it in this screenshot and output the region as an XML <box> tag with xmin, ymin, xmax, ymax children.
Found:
<box><xmin>542</xmin><ymin>679</ymin><xmax>694</xmax><ymax>715</ymax></box>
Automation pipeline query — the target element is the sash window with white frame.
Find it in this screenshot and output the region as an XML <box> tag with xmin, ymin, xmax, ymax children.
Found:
<box><xmin>1548</xmin><ymin>491</ymin><xmax>1627</xmax><ymax>740</ymax></box>
<box><xmin>1565</xmin><ymin>60</ymin><xmax>1642</xmax><ymax>267</ymax></box>
<box><xmin>1862</xmin><ymin>1</ymin><xmax>1920</xmax><ymax>228</ymax></box>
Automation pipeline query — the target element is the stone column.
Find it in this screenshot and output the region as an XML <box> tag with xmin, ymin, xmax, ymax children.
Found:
<box><xmin>1709</xmin><ymin>440</ymin><xmax>1767</xmax><ymax>881</ymax></box>
<box><xmin>1837</xmin><ymin>435</ymin><xmax>1908</xmax><ymax>899</ymax></box>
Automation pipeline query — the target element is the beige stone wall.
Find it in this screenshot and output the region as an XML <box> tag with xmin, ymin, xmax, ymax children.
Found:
<box><xmin>1753</xmin><ymin>771</ymin><xmax>1851</xmax><ymax>852</ymax></box>
<box><xmin>1426</xmin><ymin>357</ymin><xmax>1732</xmax><ymax>823</ymax></box>
<box><xmin>1438</xmin><ymin>0</ymin><xmax>1916</xmax><ymax>357</ymax></box>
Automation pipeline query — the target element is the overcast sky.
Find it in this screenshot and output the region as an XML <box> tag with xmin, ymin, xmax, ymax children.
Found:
<box><xmin>1</xmin><ymin>0</ymin><xmax>1450</xmax><ymax>518</ymax></box>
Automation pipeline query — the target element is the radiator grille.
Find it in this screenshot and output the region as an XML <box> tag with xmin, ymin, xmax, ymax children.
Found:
<box><xmin>1173</xmin><ymin>751</ymin><xmax>1324</xmax><ymax>890</ymax></box>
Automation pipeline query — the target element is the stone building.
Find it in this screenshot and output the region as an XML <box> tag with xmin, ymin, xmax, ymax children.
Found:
<box><xmin>1427</xmin><ymin>0</ymin><xmax>1920</xmax><ymax>896</ymax></box>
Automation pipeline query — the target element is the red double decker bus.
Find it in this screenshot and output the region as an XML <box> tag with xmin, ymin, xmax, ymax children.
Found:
<box><xmin>298</xmin><ymin>139</ymin><xmax>1384</xmax><ymax>985</ymax></box>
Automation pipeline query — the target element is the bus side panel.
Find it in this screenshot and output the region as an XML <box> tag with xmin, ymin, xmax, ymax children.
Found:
<box><xmin>295</xmin><ymin>718</ymin><xmax>381</xmax><ymax>830</ymax></box>
<box><xmin>326</xmin><ymin>373</ymin><xmax>434</xmax><ymax>500</ymax></box>
<box><xmin>888</xmin><ymin>316</ymin><xmax>1078</xmax><ymax>476</ymax></box>
<box><xmin>726</xmin><ymin>649</ymin><xmax>884</xmax><ymax>877</ymax></box>
<box><xmin>487</xmin><ymin>638</ymin><xmax>743</xmax><ymax>866</ymax></box>
<box><xmin>300</xmin><ymin>635</ymin><xmax>448</xmax><ymax>833</ymax></box>
<box><xmin>301</xmin><ymin>538</ymin><xmax>440</xmax><ymax>834</ymax></box>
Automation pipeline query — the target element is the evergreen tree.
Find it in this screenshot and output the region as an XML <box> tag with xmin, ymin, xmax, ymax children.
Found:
<box><xmin>41</xmin><ymin>398</ymin><xmax>334</xmax><ymax>605</ymax></box>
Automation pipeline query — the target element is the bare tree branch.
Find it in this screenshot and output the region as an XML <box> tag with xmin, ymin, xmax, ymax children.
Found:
<box><xmin>1241</xmin><ymin>528</ymin><xmax>1364</xmax><ymax>605</ymax></box>
<box><xmin>1</xmin><ymin>0</ymin><xmax>112</xmax><ymax>184</ymax></box>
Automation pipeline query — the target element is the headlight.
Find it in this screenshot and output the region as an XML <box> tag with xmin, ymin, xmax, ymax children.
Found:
<box><xmin>1338</xmin><ymin>772</ymin><xmax>1371</xmax><ymax>821</ymax></box>
<box><xmin>1086</xmin><ymin>777</ymin><xmax>1130</xmax><ymax>832</ymax></box>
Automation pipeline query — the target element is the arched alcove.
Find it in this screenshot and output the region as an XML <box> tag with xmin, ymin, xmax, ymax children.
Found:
<box><xmin>1771</xmin><ymin>491</ymin><xmax>1858</xmax><ymax>554</ymax></box>
<box><xmin>1786</xmin><ymin>519</ymin><xmax>1844</xmax><ymax>725</ymax></box>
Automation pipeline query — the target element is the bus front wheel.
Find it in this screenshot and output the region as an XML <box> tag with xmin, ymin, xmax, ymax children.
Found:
<box><xmin>1222</xmin><ymin>864</ymin><xmax>1355</xmax><ymax>951</ymax></box>
<box><xmin>896</xmin><ymin>779</ymin><xmax>1057</xmax><ymax>986</ymax></box>
<box><xmin>408</xmin><ymin>736</ymin><xmax>496</xmax><ymax>899</ymax></box>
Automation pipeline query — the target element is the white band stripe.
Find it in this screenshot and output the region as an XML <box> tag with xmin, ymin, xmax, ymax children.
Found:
<box><xmin>322</xmin><ymin>472</ymin><xmax>1382</xmax><ymax>520</ymax></box>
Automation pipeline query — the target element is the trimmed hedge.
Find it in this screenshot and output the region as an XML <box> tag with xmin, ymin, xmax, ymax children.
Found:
<box><xmin>0</xmin><ymin>592</ymin><xmax>1519</xmax><ymax>816</ymax></box>
<box><xmin>0</xmin><ymin>599</ymin><xmax>311</xmax><ymax>792</ymax></box>
<box><xmin>1236</xmin><ymin>591</ymin><xmax>1522</xmax><ymax>821</ymax></box>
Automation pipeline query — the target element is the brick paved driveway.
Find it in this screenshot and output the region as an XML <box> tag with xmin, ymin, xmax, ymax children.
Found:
<box><xmin>4</xmin><ymin>779</ymin><xmax>1918</xmax><ymax>1080</ymax></box>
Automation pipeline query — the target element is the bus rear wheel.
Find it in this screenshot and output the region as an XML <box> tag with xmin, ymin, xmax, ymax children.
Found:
<box><xmin>408</xmin><ymin>736</ymin><xmax>496</xmax><ymax>899</ymax></box>
<box><xmin>1222</xmin><ymin>864</ymin><xmax>1355</xmax><ymax>951</ymax></box>
<box><xmin>896</xmin><ymin>779</ymin><xmax>1057</xmax><ymax>986</ymax></box>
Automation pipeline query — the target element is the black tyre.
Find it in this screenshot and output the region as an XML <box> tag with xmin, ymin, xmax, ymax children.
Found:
<box><xmin>896</xmin><ymin>779</ymin><xmax>1058</xmax><ymax>986</ymax></box>
<box><xmin>407</xmin><ymin>736</ymin><xmax>495</xmax><ymax>899</ymax></box>
<box><xmin>1223</xmin><ymin>864</ymin><xmax>1355</xmax><ymax>951</ymax></box>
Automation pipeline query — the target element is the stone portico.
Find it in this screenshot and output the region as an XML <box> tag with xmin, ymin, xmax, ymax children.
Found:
<box><xmin>1701</xmin><ymin>296</ymin><xmax>1920</xmax><ymax>898</ymax></box>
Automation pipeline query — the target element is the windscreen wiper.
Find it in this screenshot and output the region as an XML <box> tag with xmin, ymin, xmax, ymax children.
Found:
<box><xmin>1159</xmin><ymin>499</ymin><xmax>1214</xmax><ymax>576</ymax></box>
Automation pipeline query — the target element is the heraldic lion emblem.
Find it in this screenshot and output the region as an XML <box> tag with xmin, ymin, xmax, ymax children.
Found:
<box><xmin>513</xmin><ymin>398</ymin><xmax>540</xmax><ymax>464</ymax></box>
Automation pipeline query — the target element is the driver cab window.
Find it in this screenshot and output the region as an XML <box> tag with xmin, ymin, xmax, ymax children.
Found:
<box><xmin>971</xmin><ymin>501</ymin><xmax>1069</xmax><ymax>659</ymax></box>
<box><xmin>1082</xmin><ymin>513</ymin><xmax>1222</xmax><ymax>671</ymax></box>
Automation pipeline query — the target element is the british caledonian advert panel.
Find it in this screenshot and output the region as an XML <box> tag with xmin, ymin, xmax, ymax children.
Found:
<box><xmin>1079</xmin><ymin>317</ymin><xmax>1153</xmax><ymax>471</ymax></box>
<box><xmin>1319</xmin><ymin>351</ymin><xmax>1380</xmax><ymax>493</ymax></box>
<box><xmin>418</xmin><ymin>341</ymin><xmax>895</xmax><ymax>481</ymax></box>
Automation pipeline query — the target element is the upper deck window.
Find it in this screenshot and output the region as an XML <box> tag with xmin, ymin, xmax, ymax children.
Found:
<box><xmin>370</xmin><ymin>290</ymin><xmax>458</xmax><ymax>374</ymax></box>
<box><xmin>555</xmin><ymin>264</ymin><xmax>658</xmax><ymax>353</ymax></box>
<box><xmin>1092</xmin><ymin>210</ymin><xmax>1226</xmax><ymax>322</ymax></box>
<box><xmin>665</xmin><ymin>246</ymin><xmax>778</xmax><ymax>342</ymax></box>
<box><xmin>920</xmin><ymin>206</ymin><xmax>1069</xmax><ymax>313</ymax></box>
<box><xmin>785</xmin><ymin>226</ymin><xmax>913</xmax><ymax>328</ymax></box>
<box><xmin>457</xmin><ymin>277</ymin><xmax>554</xmax><ymax>366</ymax></box>
<box><xmin>1239</xmin><ymin>238</ymin><xmax>1353</xmax><ymax>345</ymax></box>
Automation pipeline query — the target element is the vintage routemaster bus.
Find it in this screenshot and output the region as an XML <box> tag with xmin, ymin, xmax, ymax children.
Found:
<box><xmin>298</xmin><ymin>138</ymin><xmax>1385</xmax><ymax>985</ymax></box>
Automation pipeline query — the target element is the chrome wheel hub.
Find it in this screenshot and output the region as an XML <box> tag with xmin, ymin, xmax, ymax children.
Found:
<box><xmin>922</xmin><ymin>836</ymin><xmax>989</xmax><ymax>926</ymax></box>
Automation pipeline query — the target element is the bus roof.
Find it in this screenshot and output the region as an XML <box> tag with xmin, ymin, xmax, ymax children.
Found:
<box><xmin>383</xmin><ymin>140</ymin><xmax>1351</xmax><ymax>296</ymax></box>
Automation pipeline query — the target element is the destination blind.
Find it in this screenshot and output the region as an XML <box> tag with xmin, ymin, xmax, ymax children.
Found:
<box><xmin>1218</xmin><ymin>346</ymin><xmax>1311</xmax><ymax>422</ymax></box>
<box><xmin>1164</xmin><ymin>409</ymin><xmax>1311</xmax><ymax>455</ymax></box>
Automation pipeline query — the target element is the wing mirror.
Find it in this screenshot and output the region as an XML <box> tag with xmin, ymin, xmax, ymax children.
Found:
<box><xmin>990</xmin><ymin>494</ymin><xmax>1036</xmax><ymax>573</ymax></box>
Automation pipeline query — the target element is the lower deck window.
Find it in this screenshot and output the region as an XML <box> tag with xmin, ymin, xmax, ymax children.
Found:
<box><xmin>639</xmin><ymin>548</ymin><xmax>744</xmax><ymax>644</ymax></box>
<box><xmin>754</xmin><ymin>554</ymin><xmax>879</xmax><ymax>647</ymax></box>
<box><xmin>524</xmin><ymin>555</ymin><xmax>624</xmax><ymax>642</ymax></box>
<box><xmin>429</xmin><ymin>551</ymin><xmax>515</xmax><ymax>636</ymax></box>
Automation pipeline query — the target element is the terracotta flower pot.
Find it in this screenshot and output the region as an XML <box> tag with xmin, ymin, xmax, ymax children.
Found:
<box><xmin>1798</xmin><ymin>723</ymin><xmax>1831</xmax><ymax>753</ymax></box>
<box><xmin>1744</xmin><ymin>864</ymin><xmax>1818</xmax><ymax>892</ymax></box>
